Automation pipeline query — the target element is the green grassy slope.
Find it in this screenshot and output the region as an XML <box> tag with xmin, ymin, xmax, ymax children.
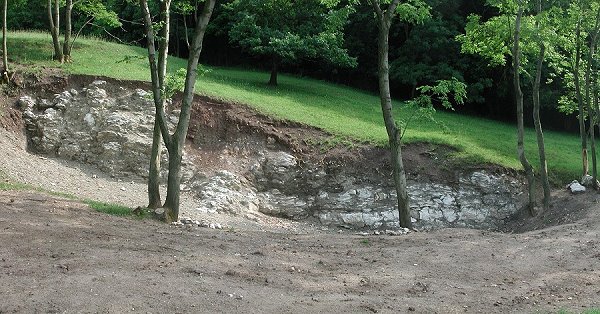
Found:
<box><xmin>8</xmin><ymin>31</ymin><xmax>584</xmax><ymax>183</ymax></box>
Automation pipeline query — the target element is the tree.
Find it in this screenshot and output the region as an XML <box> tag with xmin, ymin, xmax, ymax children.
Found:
<box><xmin>47</xmin><ymin>0</ymin><xmax>120</xmax><ymax>63</ymax></box>
<box><xmin>552</xmin><ymin>0</ymin><xmax>600</xmax><ymax>180</ymax></box>
<box><xmin>368</xmin><ymin>0</ymin><xmax>431</xmax><ymax>229</ymax></box>
<box><xmin>531</xmin><ymin>0</ymin><xmax>550</xmax><ymax>208</ymax></box>
<box><xmin>458</xmin><ymin>0</ymin><xmax>550</xmax><ymax>213</ymax></box>
<box><xmin>583</xmin><ymin>6</ymin><xmax>600</xmax><ymax>187</ymax></box>
<box><xmin>140</xmin><ymin>0</ymin><xmax>216</xmax><ymax>222</ymax></box>
<box><xmin>513</xmin><ymin>1</ymin><xmax>537</xmax><ymax>213</ymax></box>
<box><xmin>1</xmin><ymin>0</ymin><xmax>7</xmax><ymax>82</ymax></box>
<box><xmin>224</xmin><ymin>0</ymin><xmax>357</xmax><ymax>86</ymax></box>
<box><xmin>47</xmin><ymin>0</ymin><xmax>62</xmax><ymax>62</ymax></box>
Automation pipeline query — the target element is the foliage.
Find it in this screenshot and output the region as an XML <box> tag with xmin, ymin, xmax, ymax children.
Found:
<box><xmin>75</xmin><ymin>0</ymin><xmax>122</xmax><ymax>28</ymax></box>
<box><xmin>223</xmin><ymin>0</ymin><xmax>357</xmax><ymax>69</ymax></box>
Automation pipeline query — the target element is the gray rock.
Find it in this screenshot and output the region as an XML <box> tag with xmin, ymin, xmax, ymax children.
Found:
<box><xmin>567</xmin><ymin>180</ymin><xmax>586</xmax><ymax>194</ymax></box>
<box><xmin>20</xmin><ymin>81</ymin><xmax>193</xmax><ymax>181</ymax></box>
<box><xmin>580</xmin><ymin>175</ymin><xmax>599</xmax><ymax>188</ymax></box>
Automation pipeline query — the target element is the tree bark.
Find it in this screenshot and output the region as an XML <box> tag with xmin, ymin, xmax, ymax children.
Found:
<box><xmin>62</xmin><ymin>0</ymin><xmax>73</xmax><ymax>62</ymax></box>
<box><xmin>268</xmin><ymin>57</ymin><xmax>278</xmax><ymax>86</ymax></box>
<box><xmin>48</xmin><ymin>0</ymin><xmax>63</xmax><ymax>62</ymax></box>
<box><xmin>533</xmin><ymin>45</ymin><xmax>550</xmax><ymax>209</ymax></box>
<box><xmin>532</xmin><ymin>0</ymin><xmax>550</xmax><ymax>210</ymax></box>
<box><xmin>513</xmin><ymin>4</ymin><xmax>536</xmax><ymax>215</ymax></box>
<box><xmin>1</xmin><ymin>0</ymin><xmax>8</xmax><ymax>82</ymax></box>
<box><xmin>371</xmin><ymin>0</ymin><xmax>412</xmax><ymax>229</ymax></box>
<box><xmin>162</xmin><ymin>0</ymin><xmax>216</xmax><ymax>222</ymax></box>
<box><xmin>148</xmin><ymin>113</ymin><xmax>163</xmax><ymax>209</ymax></box>
<box><xmin>574</xmin><ymin>17</ymin><xmax>588</xmax><ymax>177</ymax></box>
<box><xmin>147</xmin><ymin>0</ymin><xmax>173</xmax><ymax>209</ymax></box>
<box><xmin>584</xmin><ymin>8</ymin><xmax>600</xmax><ymax>189</ymax></box>
<box><xmin>140</xmin><ymin>0</ymin><xmax>173</xmax><ymax>212</ymax></box>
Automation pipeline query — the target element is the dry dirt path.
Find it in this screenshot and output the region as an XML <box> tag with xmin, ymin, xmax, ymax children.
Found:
<box><xmin>1</xmin><ymin>189</ymin><xmax>600</xmax><ymax>313</ymax></box>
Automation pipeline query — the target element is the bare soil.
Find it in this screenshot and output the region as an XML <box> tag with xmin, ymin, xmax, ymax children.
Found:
<box><xmin>1</xmin><ymin>70</ymin><xmax>600</xmax><ymax>313</ymax></box>
<box><xmin>2</xmin><ymin>190</ymin><xmax>600</xmax><ymax>313</ymax></box>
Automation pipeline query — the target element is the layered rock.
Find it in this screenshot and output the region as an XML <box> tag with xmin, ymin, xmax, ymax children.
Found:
<box><xmin>19</xmin><ymin>81</ymin><xmax>526</xmax><ymax>230</ymax></box>
<box><xmin>249</xmin><ymin>151</ymin><xmax>525</xmax><ymax>229</ymax></box>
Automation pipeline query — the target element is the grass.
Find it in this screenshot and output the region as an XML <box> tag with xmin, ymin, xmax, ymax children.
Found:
<box><xmin>7</xmin><ymin>31</ymin><xmax>588</xmax><ymax>183</ymax></box>
<box><xmin>558</xmin><ymin>309</ymin><xmax>600</xmax><ymax>314</ymax></box>
<box><xmin>0</xmin><ymin>175</ymin><xmax>142</xmax><ymax>218</ymax></box>
<box><xmin>83</xmin><ymin>200</ymin><xmax>143</xmax><ymax>218</ymax></box>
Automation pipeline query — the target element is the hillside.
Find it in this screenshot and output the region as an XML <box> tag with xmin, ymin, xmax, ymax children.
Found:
<box><xmin>3</xmin><ymin>32</ymin><xmax>600</xmax><ymax>314</ymax></box>
<box><xmin>5</xmin><ymin>31</ymin><xmax>586</xmax><ymax>184</ymax></box>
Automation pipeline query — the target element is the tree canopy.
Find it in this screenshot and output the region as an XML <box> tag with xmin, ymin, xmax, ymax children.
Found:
<box><xmin>223</xmin><ymin>0</ymin><xmax>357</xmax><ymax>85</ymax></box>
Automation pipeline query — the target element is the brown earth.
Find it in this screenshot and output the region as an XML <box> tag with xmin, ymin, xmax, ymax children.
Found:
<box><xmin>1</xmin><ymin>70</ymin><xmax>600</xmax><ymax>313</ymax></box>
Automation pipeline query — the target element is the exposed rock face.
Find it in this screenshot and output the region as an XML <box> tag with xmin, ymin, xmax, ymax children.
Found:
<box><xmin>19</xmin><ymin>80</ymin><xmax>192</xmax><ymax>179</ymax></box>
<box><xmin>249</xmin><ymin>151</ymin><xmax>525</xmax><ymax>229</ymax></box>
<box><xmin>19</xmin><ymin>81</ymin><xmax>526</xmax><ymax>230</ymax></box>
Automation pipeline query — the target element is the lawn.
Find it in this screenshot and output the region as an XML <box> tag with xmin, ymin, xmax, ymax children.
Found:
<box><xmin>8</xmin><ymin>31</ymin><xmax>584</xmax><ymax>183</ymax></box>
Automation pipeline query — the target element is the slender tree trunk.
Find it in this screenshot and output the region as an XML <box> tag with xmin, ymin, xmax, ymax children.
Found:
<box><xmin>62</xmin><ymin>0</ymin><xmax>73</xmax><ymax>62</ymax></box>
<box><xmin>147</xmin><ymin>0</ymin><xmax>173</xmax><ymax>209</ymax></box>
<box><xmin>574</xmin><ymin>18</ymin><xmax>588</xmax><ymax>177</ymax></box>
<box><xmin>163</xmin><ymin>0</ymin><xmax>216</xmax><ymax>222</ymax></box>
<box><xmin>268</xmin><ymin>57</ymin><xmax>278</xmax><ymax>86</ymax></box>
<box><xmin>1</xmin><ymin>0</ymin><xmax>8</xmax><ymax>82</ymax></box>
<box><xmin>533</xmin><ymin>45</ymin><xmax>550</xmax><ymax>209</ymax></box>
<box><xmin>140</xmin><ymin>0</ymin><xmax>173</xmax><ymax>212</ymax></box>
<box><xmin>48</xmin><ymin>0</ymin><xmax>63</xmax><ymax>62</ymax></box>
<box><xmin>371</xmin><ymin>0</ymin><xmax>412</xmax><ymax>229</ymax></box>
<box><xmin>593</xmin><ymin>75</ymin><xmax>600</xmax><ymax>177</ymax></box>
<box><xmin>183</xmin><ymin>14</ymin><xmax>190</xmax><ymax>50</ymax></box>
<box><xmin>532</xmin><ymin>0</ymin><xmax>550</xmax><ymax>210</ymax></box>
<box><xmin>148</xmin><ymin>115</ymin><xmax>163</xmax><ymax>209</ymax></box>
<box><xmin>584</xmin><ymin>8</ymin><xmax>600</xmax><ymax>188</ymax></box>
<box><xmin>513</xmin><ymin>4</ymin><xmax>536</xmax><ymax>215</ymax></box>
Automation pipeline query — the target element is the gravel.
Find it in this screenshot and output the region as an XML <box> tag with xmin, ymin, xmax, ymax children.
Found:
<box><xmin>0</xmin><ymin>128</ymin><xmax>326</xmax><ymax>234</ymax></box>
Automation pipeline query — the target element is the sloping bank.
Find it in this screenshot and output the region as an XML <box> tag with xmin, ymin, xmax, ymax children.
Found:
<box><xmin>17</xmin><ymin>78</ymin><xmax>527</xmax><ymax>230</ymax></box>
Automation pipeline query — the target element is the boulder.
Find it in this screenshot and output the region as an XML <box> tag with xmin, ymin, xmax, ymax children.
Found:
<box><xmin>567</xmin><ymin>180</ymin><xmax>586</xmax><ymax>194</ymax></box>
<box><xmin>580</xmin><ymin>175</ymin><xmax>599</xmax><ymax>188</ymax></box>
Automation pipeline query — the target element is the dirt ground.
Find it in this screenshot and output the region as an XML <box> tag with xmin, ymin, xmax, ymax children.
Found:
<box><xmin>2</xmin><ymin>70</ymin><xmax>600</xmax><ymax>313</ymax></box>
<box><xmin>1</xmin><ymin>189</ymin><xmax>600</xmax><ymax>313</ymax></box>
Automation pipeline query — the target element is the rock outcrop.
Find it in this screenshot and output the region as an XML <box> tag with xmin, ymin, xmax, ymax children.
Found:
<box><xmin>19</xmin><ymin>80</ymin><xmax>195</xmax><ymax>180</ymax></box>
<box><xmin>19</xmin><ymin>80</ymin><xmax>527</xmax><ymax>230</ymax></box>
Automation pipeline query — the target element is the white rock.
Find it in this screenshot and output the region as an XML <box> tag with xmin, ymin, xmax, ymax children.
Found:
<box><xmin>567</xmin><ymin>180</ymin><xmax>586</xmax><ymax>194</ymax></box>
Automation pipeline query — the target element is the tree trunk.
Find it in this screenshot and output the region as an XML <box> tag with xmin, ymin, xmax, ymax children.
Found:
<box><xmin>513</xmin><ymin>4</ymin><xmax>536</xmax><ymax>215</ymax></box>
<box><xmin>584</xmin><ymin>8</ymin><xmax>600</xmax><ymax>188</ymax></box>
<box><xmin>371</xmin><ymin>0</ymin><xmax>412</xmax><ymax>229</ymax></box>
<box><xmin>147</xmin><ymin>114</ymin><xmax>162</xmax><ymax>209</ymax></box>
<box><xmin>574</xmin><ymin>18</ymin><xmax>588</xmax><ymax>177</ymax></box>
<box><xmin>147</xmin><ymin>0</ymin><xmax>173</xmax><ymax>209</ymax></box>
<box><xmin>48</xmin><ymin>0</ymin><xmax>62</xmax><ymax>62</ymax></box>
<box><xmin>140</xmin><ymin>0</ymin><xmax>174</xmax><ymax>214</ymax></box>
<box><xmin>268</xmin><ymin>57</ymin><xmax>278</xmax><ymax>86</ymax></box>
<box><xmin>1</xmin><ymin>0</ymin><xmax>8</xmax><ymax>82</ymax></box>
<box><xmin>595</xmin><ymin>74</ymin><xmax>600</xmax><ymax>178</ymax></box>
<box><xmin>532</xmin><ymin>0</ymin><xmax>550</xmax><ymax>210</ymax></box>
<box><xmin>62</xmin><ymin>0</ymin><xmax>73</xmax><ymax>62</ymax></box>
<box><xmin>533</xmin><ymin>45</ymin><xmax>550</xmax><ymax>209</ymax></box>
<box><xmin>162</xmin><ymin>0</ymin><xmax>216</xmax><ymax>222</ymax></box>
